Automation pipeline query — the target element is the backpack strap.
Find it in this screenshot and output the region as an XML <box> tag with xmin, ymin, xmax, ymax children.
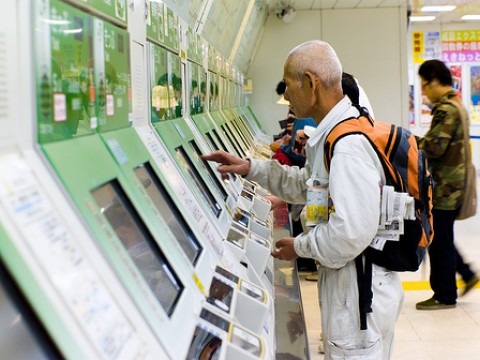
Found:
<box><xmin>355</xmin><ymin>255</ymin><xmax>373</xmax><ymax>330</ymax></box>
<box><xmin>324</xmin><ymin>115</ymin><xmax>374</xmax><ymax>172</ymax></box>
<box><xmin>324</xmin><ymin>116</ymin><xmax>402</xmax><ymax>191</ymax></box>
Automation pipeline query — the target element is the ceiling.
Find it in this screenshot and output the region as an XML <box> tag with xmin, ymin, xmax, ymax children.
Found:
<box><xmin>271</xmin><ymin>0</ymin><xmax>480</xmax><ymax>25</ymax></box>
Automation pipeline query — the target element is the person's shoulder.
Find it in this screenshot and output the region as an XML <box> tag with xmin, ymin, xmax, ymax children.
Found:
<box><xmin>334</xmin><ymin>133</ymin><xmax>373</xmax><ymax>155</ymax></box>
<box><xmin>434</xmin><ymin>96</ymin><xmax>460</xmax><ymax>119</ymax></box>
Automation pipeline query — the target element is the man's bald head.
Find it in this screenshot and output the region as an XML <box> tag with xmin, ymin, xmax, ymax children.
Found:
<box><xmin>285</xmin><ymin>40</ymin><xmax>343</xmax><ymax>91</ymax></box>
<box><xmin>283</xmin><ymin>41</ymin><xmax>344</xmax><ymax>122</ymax></box>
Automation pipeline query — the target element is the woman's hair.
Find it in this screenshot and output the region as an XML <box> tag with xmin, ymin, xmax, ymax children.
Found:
<box><xmin>341</xmin><ymin>72</ymin><xmax>360</xmax><ymax>104</ymax></box>
<box><xmin>418</xmin><ymin>59</ymin><xmax>453</xmax><ymax>86</ymax></box>
<box><xmin>276</xmin><ymin>80</ymin><xmax>286</xmax><ymax>95</ymax></box>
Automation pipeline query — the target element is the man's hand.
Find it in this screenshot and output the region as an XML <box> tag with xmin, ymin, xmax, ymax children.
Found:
<box><xmin>271</xmin><ymin>237</ymin><xmax>298</xmax><ymax>261</ymax></box>
<box><xmin>201</xmin><ymin>150</ymin><xmax>251</xmax><ymax>177</ymax></box>
<box><xmin>265</xmin><ymin>195</ymin><xmax>286</xmax><ymax>211</ymax></box>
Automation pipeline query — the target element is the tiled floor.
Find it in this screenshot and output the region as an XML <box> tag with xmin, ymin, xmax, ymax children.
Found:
<box><xmin>299</xmin><ymin>206</ymin><xmax>480</xmax><ymax>360</ymax></box>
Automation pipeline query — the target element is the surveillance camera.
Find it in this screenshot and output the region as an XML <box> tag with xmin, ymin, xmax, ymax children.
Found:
<box><xmin>283</xmin><ymin>7</ymin><xmax>296</xmax><ymax>23</ymax></box>
<box><xmin>276</xmin><ymin>6</ymin><xmax>296</xmax><ymax>23</ymax></box>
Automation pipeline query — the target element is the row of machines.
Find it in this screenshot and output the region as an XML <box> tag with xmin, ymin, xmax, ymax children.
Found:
<box><xmin>0</xmin><ymin>0</ymin><xmax>288</xmax><ymax>359</ymax></box>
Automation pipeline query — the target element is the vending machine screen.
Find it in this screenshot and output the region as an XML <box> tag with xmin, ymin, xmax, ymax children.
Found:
<box><xmin>212</xmin><ymin>128</ymin><xmax>241</xmax><ymax>158</ymax></box>
<box><xmin>205</xmin><ymin>132</ymin><xmax>238</xmax><ymax>184</ymax></box>
<box><xmin>221</xmin><ymin>124</ymin><xmax>245</xmax><ymax>158</ymax></box>
<box><xmin>134</xmin><ymin>162</ymin><xmax>202</xmax><ymax>266</ymax></box>
<box><xmin>204</xmin><ymin>132</ymin><xmax>220</xmax><ymax>152</ymax></box>
<box><xmin>91</xmin><ymin>180</ymin><xmax>183</xmax><ymax>316</ymax></box>
<box><xmin>0</xmin><ymin>260</ymin><xmax>62</xmax><ymax>360</ymax></box>
<box><xmin>188</xmin><ymin>140</ymin><xmax>228</xmax><ymax>201</ymax></box>
<box><xmin>230</xmin><ymin>119</ymin><xmax>251</xmax><ymax>147</ymax></box>
<box><xmin>175</xmin><ymin>146</ymin><xmax>222</xmax><ymax>218</ymax></box>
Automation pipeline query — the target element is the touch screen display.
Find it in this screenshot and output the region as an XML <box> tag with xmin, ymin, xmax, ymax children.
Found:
<box><xmin>175</xmin><ymin>146</ymin><xmax>222</xmax><ymax>218</ymax></box>
<box><xmin>0</xmin><ymin>261</ymin><xmax>61</xmax><ymax>360</ymax></box>
<box><xmin>207</xmin><ymin>131</ymin><xmax>225</xmax><ymax>152</ymax></box>
<box><xmin>239</xmin><ymin>280</ymin><xmax>265</xmax><ymax>303</ymax></box>
<box><xmin>221</xmin><ymin>124</ymin><xmax>245</xmax><ymax>158</ymax></box>
<box><xmin>231</xmin><ymin>119</ymin><xmax>252</xmax><ymax>146</ymax></box>
<box><xmin>91</xmin><ymin>180</ymin><xmax>183</xmax><ymax>316</ymax></box>
<box><xmin>205</xmin><ymin>132</ymin><xmax>237</xmax><ymax>184</ymax></box>
<box><xmin>204</xmin><ymin>132</ymin><xmax>220</xmax><ymax>152</ymax></box>
<box><xmin>134</xmin><ymin>163</ymin><xmax>202</xmax><ymax>266</ymax></box>
<box><xmin>212</xmin><ymin>129</ymin><xmax>241</xmax><ymax>158</ymax></box>
<box><xmin>226</xmin><ymin>122</ymin><xmax>249</xmax><ymax>151</ymax></box>
<box><xmin>188</xmin><ymin>140</ymin><xmax>228</xmax><ymax>200</ymax></box>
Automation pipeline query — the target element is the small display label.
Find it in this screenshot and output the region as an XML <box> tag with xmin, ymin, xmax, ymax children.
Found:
<box><xmin>305</xmin><ymin>184</ymin><xmax>329</xmax><ymax>226</ymax></box>
<box><xmin>53</xmin><ymin>93</ymin><xmax>66</xmax><ymax>122</ymax></box>
<box><xmin>106</xmin><ymin>94</ymin><xmax>115</xmax><ymax>116</ymax></box>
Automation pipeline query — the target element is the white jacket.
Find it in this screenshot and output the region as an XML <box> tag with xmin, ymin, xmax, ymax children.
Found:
<box><xmin>247</xmin><ymin>96</ymin><xmax>403</xmax><ymax>359</ymax></box>
<box><xmin>247</xmin><ymin>96</ymin><xmax>385</xmax><ymax>268</ymax></box>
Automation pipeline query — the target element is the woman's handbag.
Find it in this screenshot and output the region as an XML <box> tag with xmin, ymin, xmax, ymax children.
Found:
<box><xmin>457</xmin><ymin>161</ymin><xmax>477</xmax><ymax>220</ymax></box>
<box><xmin>455</xmin><ymin>99</ymin><xmax>477</xmax><ymax>220</ymax></box>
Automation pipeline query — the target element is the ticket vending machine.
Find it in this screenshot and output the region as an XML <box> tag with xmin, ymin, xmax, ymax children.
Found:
<box><xmin>142</xmin><ymin>2</ymin><xmax>276</xmax><ymax>358</ymax></box>
<box><xmin>1</xmin><ymin>1</ymin><xmax>173</xmax><ymax>358</ymax></box>
<box><xmin>34</xmin><ymin>1</ymin><xmax>215</xmax><ymax>358</ymax></box>
<box><xmin>184</xmin><ymin>59</ymin><xmax>244</xmax><ymax>202</ymax></box>
<box><xmin>144</xmin><ymin>33</ymin><xmax>268</xmax><ymax>290</ymax></box>
<box><xmin>2</xmin><ymin>0</ymin><xmax>311</xmax><ymax>358</ymax></box>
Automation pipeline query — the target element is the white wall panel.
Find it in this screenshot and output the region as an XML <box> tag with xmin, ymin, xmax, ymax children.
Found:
<box><xmin>248</xmin><ymin>10</ymin><xmax>322</xmax><ymax>136</ymax></box>
<box><xmin>321</xmin><ymin>7</ymin><xmax>409</xmax><ymax>126</ymax></box>
<box><xmin>248</xmin><ymin>7</ymin><xmax>409</xmax><ymax>135</ymax></box>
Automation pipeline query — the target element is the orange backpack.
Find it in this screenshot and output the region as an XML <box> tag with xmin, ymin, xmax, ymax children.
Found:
<box><xmin>324</xmin><ymin>107</ymin><xmax>434</xmax><ymax>329</ymax></box>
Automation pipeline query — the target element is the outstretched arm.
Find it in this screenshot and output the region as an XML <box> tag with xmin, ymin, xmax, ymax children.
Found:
<box><xmin>201</xmin><ymin>150</ymin><xmax>251</xmax><ymax>177</ymax></box>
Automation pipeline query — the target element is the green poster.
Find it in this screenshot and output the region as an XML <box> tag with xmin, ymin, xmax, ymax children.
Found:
<box><xmin>35</xmin><ymin>0</ymin><xmax>95</xmax><ymax>143</ymax></box>
<box><xmin>163</xmin><ymin>6</ymin><xmax>179</xmax><ymax>52</ymax></box>
<box><xmin>74</xmin><ymin>0</ymin><xmax>127</xmax><ymax>26</ymax></box>
<box><xmin>93</xmin><ymin>19</ymin><xmax>132</xmax><ymax>132</ymax></box>
<box><xmin>146</xmin><ymin>1</ymin><xmax>165</xmax><ymax>45</ymax></box>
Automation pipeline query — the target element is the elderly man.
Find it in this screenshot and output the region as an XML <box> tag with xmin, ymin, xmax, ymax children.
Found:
<box><xmin>202</xmin><ymin>40</ymin><xmax>404</xmax><ymax>359</ymax></box>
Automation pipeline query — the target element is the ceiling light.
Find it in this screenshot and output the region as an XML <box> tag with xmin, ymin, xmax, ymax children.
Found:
<box><xmin>461</xmin><ymin>15</ymin><xmax>480</xmax><ymax>20</ymax></box>
<box><xmin>41</xmin><ymin>18</ymin><xmax>70</xmax><ymax>25</ymax></box>
<box><xmin>421</xmin><ymin>5</ymin><xmax>456</xmax><ymax>12</ymax></box>
<box><xmin>410</xmin><ymin>15</ymin><xmax>436</xmax><ymax>22</ymax></box>
<box><xmin>63</xmin><ymin>28</ymin><xmax>83</xmax><ymax>34</ymax></box>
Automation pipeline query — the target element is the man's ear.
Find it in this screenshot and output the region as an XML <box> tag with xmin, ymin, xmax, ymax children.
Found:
<box><xmin>304</xmin><ymin>71</ymin><xmax>318</xmax><ymax>90</ymax></box>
